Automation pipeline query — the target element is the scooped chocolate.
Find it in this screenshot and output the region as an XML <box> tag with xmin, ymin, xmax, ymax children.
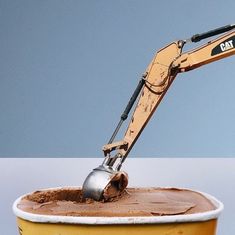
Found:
<box><xmin>103</xmin><ymin>171</ymin><xmax>128</xmax><ymax>200</ymax></box>
<box><xmin>17</xmin><ymin>187</ymin><xmax>216</xmax><ymax>217</ymax></box>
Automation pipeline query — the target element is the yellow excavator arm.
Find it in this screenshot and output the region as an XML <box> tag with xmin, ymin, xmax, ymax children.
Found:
<box><xmin>102</xmin><ymin>24</ymin><xmax>235</xmax><ymax>170</ymax></box>
<box><xmin>82</xmin><ymin>24</ymin><xmax>235</xmax><ymax>201</ymax></box>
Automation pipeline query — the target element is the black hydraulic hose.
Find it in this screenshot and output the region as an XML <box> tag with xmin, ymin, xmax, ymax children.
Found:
<box><xmin>108</xmin><ymin>78</ymin><xmax>145</xmax><ymax>144</ymax></box>
<box><xmin>121</xmin><ymin>78</ymin><xmax>146</xmax><ymax>121</ymax></box>
<box><xmin>191</xmin><ymin>24</ymin><xmax>235</xmax><ymax>42</ymax></box>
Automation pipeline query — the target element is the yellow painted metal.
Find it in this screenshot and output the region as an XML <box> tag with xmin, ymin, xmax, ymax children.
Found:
<box><xmin>16</xmin><ymin>217</ymin><xmax>218</xmax><ymax>235</ymax></box>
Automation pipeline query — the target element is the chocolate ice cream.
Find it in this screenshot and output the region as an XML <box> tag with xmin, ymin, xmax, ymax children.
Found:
<box><xmin>17</xmin><ymin>187</ymin><xmax>216</xmax><ymax>217</ymax></box>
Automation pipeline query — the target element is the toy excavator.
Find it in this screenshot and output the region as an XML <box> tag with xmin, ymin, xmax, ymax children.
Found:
<box><xmin>83</xmin><ymin>24</ymin><xmax>235</xmax><ymax>201</ymax></box>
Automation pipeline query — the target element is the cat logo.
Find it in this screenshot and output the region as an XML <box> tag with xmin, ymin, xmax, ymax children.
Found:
<box><xmin>211</xmin><ymin>35</ymin><xmax>235</xmax><ymax>56</ymax></box>
<box><xmin>220</xmin><ymin>40</ymin><xmax>234</xmax><ymax>52</ymax></box>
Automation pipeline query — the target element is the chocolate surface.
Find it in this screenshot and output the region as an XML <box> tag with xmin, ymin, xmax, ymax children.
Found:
<box><xmin>17</xmin><ymin>188</ymin><xmax>216</xmax><ymax>217</ymax></box>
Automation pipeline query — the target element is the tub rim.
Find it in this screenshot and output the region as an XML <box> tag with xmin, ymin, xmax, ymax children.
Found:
<box><xmin>13</xmin><ymin>186</ymin><xmax>224</xmax><ymax>225</ymax></box>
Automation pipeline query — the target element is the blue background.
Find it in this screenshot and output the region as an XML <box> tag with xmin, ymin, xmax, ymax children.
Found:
<box><xmin>1</xmin><ymin>0</ymin><xmax>235</xmax><ymax>157</ymax></box>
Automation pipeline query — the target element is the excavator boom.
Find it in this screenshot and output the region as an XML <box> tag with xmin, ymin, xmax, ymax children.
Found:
<box><xmin>176</xmin><ymin>29</ymin><xmax>235</xmax><ymax>72</ymax></box>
